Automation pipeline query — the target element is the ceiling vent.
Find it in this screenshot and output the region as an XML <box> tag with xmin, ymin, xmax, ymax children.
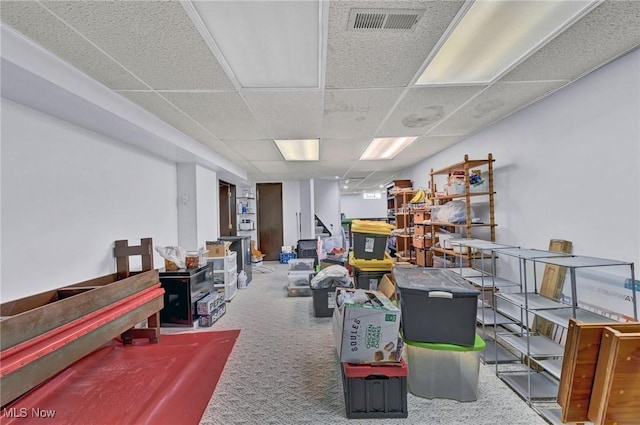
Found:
<box><xmin>348</xmin><ymin>8</ymin><xmax>425</xmax><ymax>31</ymax></box>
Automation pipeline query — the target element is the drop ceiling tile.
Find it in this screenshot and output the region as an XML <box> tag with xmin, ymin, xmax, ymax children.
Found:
<box><xmin>42</xmin><ymin>1</ymin><xmax>234</xmax><ymax>90</ymax></box>
<box><xmin>394</xmin><ymin>135</ymin><xmax>463</xmax><ymax>160</ymax></box>
<box><xmin>502</xmin><ymin>1</ymin><xmax>640</xmax><ymax>82</ymax></box>
<box><xmin>203</xmin><ymin>139</ymin><xmax>245</xmax><ymax>161</ymax></box>
<box><xmin>223</xmin><ymin>140</ymin><xmax>282</xmax><ymax>161</ymax></box>
<box><xmin>234</xmin><ymin>161</ymin><xmax>260</xmax><ymax>173</ymax></box>
<box><xmin>388</xmin><ymin>158</ymin><xmax>420</xmax><ymax>170</ymax></box>
<box><xmin>118</xmin><ymin>91</ymin><xmax>220</xmax><ymax>145</ymax></box>
<box><xmin>247</xmin><ymin>172</ymin><xmax>268</xmax><ymax>181</ymax></box>
<box><xmin>162</xmin><ymin>92</ymin><xmax>266</xmax><ymax>139</ymax></box>
<box><xmin>429</xmin><ymin>81</ymin><xmax>565</xmax><ymax>136</ymax></box>
<box><xmin>323</xmin><ymin>88</ymin><xmax>404</xmax><ymax>138</ymax></box>
<box><xmin>1</xmin><ymin>1</ymin><xmax>146</xmax><ymax>90</ymax></box>
<box><xmin>321</xmin><ymin>138</ymin><xmax>370</xmax><ymax>161</ymax></box>
<box><xmin>347</xmin><ymin>160</ymin><xmax>390</xmax><ymax>173</ymax></box>
<box><xmin>319</xmin><ymin>163</ymin><xmax>358</xmax><ymax>177</ymax></box>
<box><xmin>251</xmin><ymin>160</ymin><xmax>288</xmax><ymax>173</ymax></box>
<box><xmin>242</xmin><ymin>91</ymin><xmax>322</xmax><ymax>139</ymax></box>
<box><xmin>377</xmin><ymin>86</ymin><xmax>486</xmax><ymax>137</ymax></box>
<box><xmin>325</xmin><ymin>1</ymin><xmax>465</xmax><ymax>88</ymax></box>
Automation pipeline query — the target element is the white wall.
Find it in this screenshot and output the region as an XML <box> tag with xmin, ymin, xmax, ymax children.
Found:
<box><xmin>177</xmin><ymin>163</ymin><xmax>219</xmax><ymax>251</ymax></box>
<box><xmin>403</xmin><ymin>49</ymin><xmax>640</xmax><ymax>314</ymax></box>
<box><xmin>314</xmin><ymin>179</ymin><xmax>341</xmax><ymax>235</ymax></box>
<box><xmin>1</xmin><ymin>100</ymin><xmax>178</xmax><ymax>301</ymax></box>
<box><xmin>341</xmin><ymin>194</ymin><xmax>387</xmax><ymax>219</ymax></box>
<box><xmin>195</xmin><ymin>165</ymin><xmax>218</xmax><ymax>248</ymax></box>
<box><xmin>282</xmin><ymin>180</ymin><xmax>301</xmax><ymax>248</ymax></box>
<box><xmin>177</xmin><ymin>163</ymin><xmax>198</xmax><ymax>250</ymax></box>
<box><xmin>299</xmin><ymin>179</ymin><xmax>314</xmax><ymax>239</ymax></box>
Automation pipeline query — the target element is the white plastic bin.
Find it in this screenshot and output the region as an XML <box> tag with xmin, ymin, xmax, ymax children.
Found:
<box><xmin>404</xmin><ymin>334</ymin><xmax>485</xmax><ymax>402</ymax></box>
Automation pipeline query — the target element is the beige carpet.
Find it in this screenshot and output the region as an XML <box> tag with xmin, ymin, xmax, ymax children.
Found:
<box><xmin>195</xmin><ymin>262</ymin><xmax>548</xmax><ymax>425</ymax></box>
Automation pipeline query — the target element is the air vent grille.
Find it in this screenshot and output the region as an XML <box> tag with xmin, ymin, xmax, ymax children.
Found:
<box><xmin>348</xmin><ymin>8</ymin><xmax>425</xmax><ymax>32</ymax></box>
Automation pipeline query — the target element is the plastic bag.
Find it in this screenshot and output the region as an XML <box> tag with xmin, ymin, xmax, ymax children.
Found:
<box><xmin>155</xmin><ymin>246</ymin><xmax>186</xmax><ymax>269</ymax></box>
<box><xmin>238</xmin><ymin>270</ymin><xmax>248</xmax><ymax>289</ymax></box>
<box><xmin>437</xmin><ymin>200</ymin><xmax>474</xmax><ymax>224</ymax></box>
<box><xmin>310</xmin><ymin>265</ymin><xmax>350</xmax><ymax>289</ymax></box>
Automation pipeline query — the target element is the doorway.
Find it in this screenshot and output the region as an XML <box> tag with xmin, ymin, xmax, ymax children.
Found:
<box><xmin>257</xmin><ymin>183</ymin><xmax>283</xmax><ymax>261</ymax></box>
<box><xmin>219</xmin><ymin>181</ymin><xmax>236</xmax><ymax>237</ymax></box>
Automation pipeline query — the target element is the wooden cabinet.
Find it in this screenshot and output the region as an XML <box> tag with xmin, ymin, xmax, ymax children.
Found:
<box><xmin>428</xmin><ymin>153</ymin><xmax>496</xmax><ymax>267</ymax></box>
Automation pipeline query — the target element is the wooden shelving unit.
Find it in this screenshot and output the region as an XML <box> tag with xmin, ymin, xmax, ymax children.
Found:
<box><xmin>428</xmin><ymin>153</ymin><xmax>496</xmax><ymax>267</ymax></box>
<box><xmin>385</xmin><ymin>180</ymin><xmax>413</xmax><ymax>261</ymax></box>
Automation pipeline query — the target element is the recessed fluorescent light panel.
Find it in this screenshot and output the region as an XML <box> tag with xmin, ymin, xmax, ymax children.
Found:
<box><xmin>191</xmin><ymin>1</ymin><xmax>320</xmax><ymax>88</ymax></box>
<box><xmin>274</xmin><ymin>139</ymin><xmax>319</xmax><ymax>161</ymax></box>
<box><xmin>416</xmin><ymin>0</ymin><xmax>597</xmax><ymax>85</ymax></box>
<box><xmin>360</xmin><ymin>137</ymin><xmax>417</xmax><ymax>160</ymax></box>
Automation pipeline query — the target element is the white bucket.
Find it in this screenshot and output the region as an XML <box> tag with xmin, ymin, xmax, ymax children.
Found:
<box><xmin>237</xmin><ymin>270</ymin><xmax>248</xmax><ymax>289</ymax></box>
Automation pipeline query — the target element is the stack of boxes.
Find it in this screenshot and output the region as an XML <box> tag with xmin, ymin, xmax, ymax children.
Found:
<box><xmin>348</xmin><ymin>220</ymin><xmax>395</xmax><ymax>290</ymax></box>
<box><xmin>392</xmin><ymin>267</ymin><xmax>485</xmax><ymax>402</ymax></box>
<box><xmin>196</xmin><ymin>291</ymin><xmax>226</xmax><ymax>327</ymax></box>
<box><xmin>332</xmin><ymin>287</ymin><xmax>408</xmax><ymax>418</ymax></box>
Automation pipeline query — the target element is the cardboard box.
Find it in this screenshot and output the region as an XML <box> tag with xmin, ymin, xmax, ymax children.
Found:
<box><xmin>199</xmin><ymin>303</ymin><xmax>226</xmax><ymax>327</ymax></box>
<box><xmin>196</xmin><ymin>291</ymin><xmax>225</xmax><ymax>315</ymax></box>
<box><xmin>378</xmin><ymin>273</ymin><xmax>396</xmax><ymax>302</ymax></box>
<box><xmin>332</xmin><ymin>288</ymin><xmax>401</xmax><ymax>364</ymax></box>
<box><xmin>206</xmin><ymin>241</ymin><xmax>231</xmax><ymax>257</ymax></box>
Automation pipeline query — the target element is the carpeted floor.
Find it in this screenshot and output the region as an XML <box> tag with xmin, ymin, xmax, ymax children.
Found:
<box><xmin>197</xmin><ymin>262</ymin><xmax>548</xmax><ymax>425</ymax></box>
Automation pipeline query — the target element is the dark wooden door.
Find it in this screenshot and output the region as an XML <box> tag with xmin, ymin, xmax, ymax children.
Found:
<box><xmin>219</xmin><ymin>181</ymin><xmax>236</xmax><ymax>237</ymax></box>
<box><xmin>257</xmin><ymin>183</ymin><xmax>283</xmax><ymax>261</ymax></box>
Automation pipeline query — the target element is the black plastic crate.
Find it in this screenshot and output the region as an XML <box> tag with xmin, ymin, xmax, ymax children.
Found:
<box><xmin>352</xmin><ymin>232</ymin><xmax>387</xmax><ymax>260</ymax></box>
<box><xmin>393</xmin><ymin>267</ymin><xmax>480</xmax><ymax>346</ymax></box>
<box><xmin>353</xmin><ymin>268</ymin><xmax>387</xmax><ymax>291</ymax></box>
<box><xmin>297</xmin><ymin>239</ymin><xmax>318</xmax><ymax>265</ymax></box>
<box><xmin>311</xmin><ymin>285</ymin><xmax>337</xmax><ymax>317</ymax></box>
<box><xmin>342</xmin><ymin>360</ymin><xmax>408</xmax><ymax>419</ymax></box>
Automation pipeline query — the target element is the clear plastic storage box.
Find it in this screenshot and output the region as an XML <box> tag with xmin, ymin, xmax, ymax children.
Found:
<box><xmin>404</xmin><ymin>334</ymin><xmax>485</xmax><ymax>402</ymax></box>
<box><xmin>287</xmin><ymin>258</ymin><xmax>315</xmax><ymax>272</ymax></box>
<box><xmin>287</xmin><ymin>271</ymin><xmax>313</xmax><ymax>297</ymax></box>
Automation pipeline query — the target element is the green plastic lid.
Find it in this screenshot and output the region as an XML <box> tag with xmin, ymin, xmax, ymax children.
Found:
<box><xmin>404</xmin><ymin>333</ymin><xmax>486</xmax><ymax>352</ymax></box>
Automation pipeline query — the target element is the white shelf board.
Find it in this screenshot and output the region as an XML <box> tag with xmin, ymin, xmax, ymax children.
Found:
<box><xmin>533</xmin><ymin>358</ymin><xmax>563</xmax><ymax>380</ymax></box>
<box><xmin>500</xmin><ymin>372</ymin><xmax>559</xmax><ymax>400</ymax></box>
<box><xmin>448</xmin><ymin>267</ymin><xmax>491</xmax><ymax>278</ymax></box>
<box><xmin>534</xmin><ymin>255</ymin><xmax>632</xmax><ymax>268</ymax></box>
<box><xmin>481</xmin><ymin>339</ymin><xmax>520</xmax><ymax>364</ymax></box>
<box><xmin>498</xmin><ymin>248</ymin><xmax>573</xmax><ymax>260</ymax></box>
<box><xmin>534</xmin><ymin>307</ymin><xmax>616</xmax><ymax>327</ymax></box>
<box><xmin>477</xmin><ymin>307</ymin><xmax>517</xmax><ymax>325</ymax></box>
<box><xmin>496</xmin><ymin>293</ymin><xmax>569</xmax><ymax>310</ymax></box>
<box><xmin>466</xmin><ymin>276</ymin><xmax>519</xmax><ymax>288</ymax></box>
<box><xmin>537</xmin><ymin>408</ymin><xmax>564</xmax><ymax>425</ymax></box>
<box><xmin>499</xmin><ymin>334</ymin><xmax>564</xmax><ymax>357</ymax></box>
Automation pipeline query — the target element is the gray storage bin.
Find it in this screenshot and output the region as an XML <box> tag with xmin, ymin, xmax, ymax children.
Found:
<box><xmin>393</xmin><ymin>268</ymin><xmax>480</xmax><ymax>346</ymax></box>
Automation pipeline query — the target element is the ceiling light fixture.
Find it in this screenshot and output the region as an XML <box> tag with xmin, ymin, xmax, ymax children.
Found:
<box><xmin>359</xmin><ymin>137</ymin><xmax>418</xmax><ymax>160</ymax></box>
<box><xmin>274</xmin><ymin>139</ymin><xmax>319</xmax><ymax>161</ymax></box>
<box><xmin>189</xmin><ymin>1</ymin><xmax>320</xmax><ymax>88</ymax></box>
<box><xmin>416</xmin><ymin>0</ymin><xmax>598</xmax><ymax>85</ymax></box>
